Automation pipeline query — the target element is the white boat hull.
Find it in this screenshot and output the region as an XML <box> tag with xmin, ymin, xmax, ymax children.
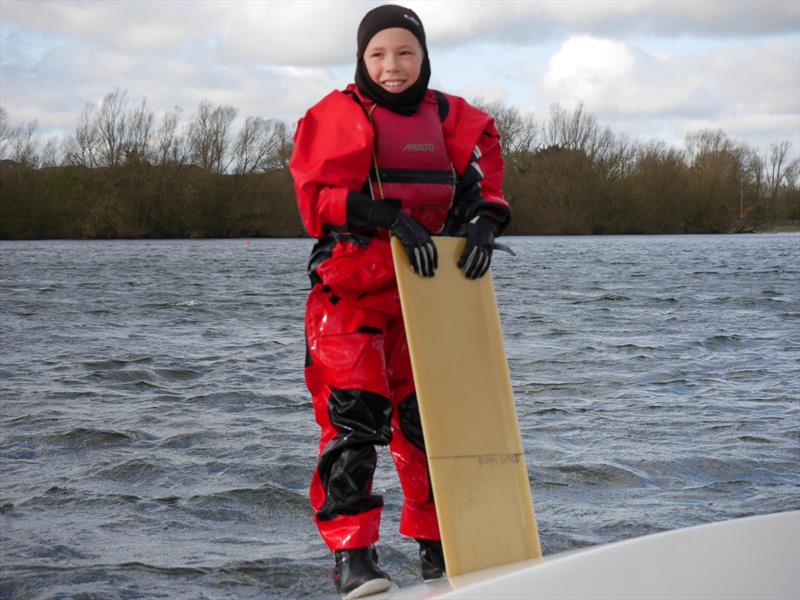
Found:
<box><xmin>384</xmin><ymin>511</ymin><xmax>800</xmax><ymax>599</ymax></box>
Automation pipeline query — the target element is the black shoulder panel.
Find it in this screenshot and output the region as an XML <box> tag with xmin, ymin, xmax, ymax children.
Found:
<box><xmin>433</xmin><ymin>90</ymin><xmax>449</xmax><ymax>122</ymax></box>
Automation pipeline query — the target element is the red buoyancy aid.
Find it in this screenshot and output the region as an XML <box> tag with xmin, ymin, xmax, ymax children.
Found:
<box><xmin>290</xmin><ymin>85</ymin><xmax>508</xmax><ymax>240</ymax></box>
<box><xmin>364</xmin><ymin>94</ymin><xmax>456</xmax><ymax>233</ymax></box>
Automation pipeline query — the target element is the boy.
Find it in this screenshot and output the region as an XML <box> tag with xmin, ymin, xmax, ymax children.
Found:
<box><xmin>290</xmin><ymin>5</ymin><xmax>510</xmax><ymax>598</ymax></box>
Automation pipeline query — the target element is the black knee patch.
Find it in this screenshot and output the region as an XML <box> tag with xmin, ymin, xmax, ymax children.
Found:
<box><xmin>398</xmin><ymin>392</ymin><xmax>426</xmax><ymax>452</ymax></box>
<box><xmin>327</xmin><ymin>388</ymin><xmax>393</xmax><ymax>445</ymax></box>
<box><xmin>316</xmin><ymin>388</ymin><xmax>393</xmax><ymax>521</ymax></box>
<box><xmin>317</xmin><ymin>444</ymin><xmax>383</xmax><ymax>520</ymax></box>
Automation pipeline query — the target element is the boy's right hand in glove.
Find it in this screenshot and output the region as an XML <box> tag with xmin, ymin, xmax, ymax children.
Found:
<box><xmin>384</xmin><ymin>209</ymin><xmax>438</xmax><ymax>278</ymax></box>
<box><xmin>346</xmin><ymin>193</ymin><xmax>437</xmax><ymax>278</ymax></box>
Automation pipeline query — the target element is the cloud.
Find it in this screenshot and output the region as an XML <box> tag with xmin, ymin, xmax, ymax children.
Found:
<box><xmin>539</xmin><ymin>35</ymin><xmax>800</xmax><ymax>147</ymax></box>
<box><xmin>1</xmin><ymin>0</ymin><xmax>368</xmax><ymax>66</ymax></box>
<box><xmin>541</xmin><ymin>36</ymin><xmax>800</xmax><ymax>116</ymax></box>
<box><xmin>1</xmin><ymin>0</ymin><xmax>217</xmax><ymax>53</ymax></box>
<box><xmin>411</xmin><ymin>0</ymin><xmax>799</xmax><ymax>48</ymax></box>
<box><xmin>540</xmin><ymin>36</ymin><xmax>707</xmax><ymax>116</ymax></box>
<box><xmin>4</xmin><ymin>1</ymin><xmax>797</xmax><ymax>65</ymax></box>
<box><xmin>0</xmin><ymin>29</ymin><xmax>343</xmax><ymax>137</ymax></box>
<box><xmin>453</xmin><ymin>83</ymin><xmax>509</xmax><ymax>105</ymax></box>
<box><xmin>1</xmin><ymin>0</ymin><xmax>797</xmax><ymax>152</ymax></box>
<box><xmin>220</xmin><ymin>1</ymin><xmax>365</xmax><ymax>66</ymax></box>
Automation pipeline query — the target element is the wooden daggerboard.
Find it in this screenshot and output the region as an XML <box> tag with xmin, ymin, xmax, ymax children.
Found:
<box><xmin>390</xmin><ymin>235</ymin><xmax>542</xmax><ymax>577</ymax></box>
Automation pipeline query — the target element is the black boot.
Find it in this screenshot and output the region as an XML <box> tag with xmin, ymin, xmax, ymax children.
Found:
<box><xmin>333</xmin><ymin>547</ymin><xmax>391</xmax><ymax>599</ymax></box>
<box><xmin>417</xmin><ymin>539</ymin><xmax>446</xmax><ymax>580</ymax></box>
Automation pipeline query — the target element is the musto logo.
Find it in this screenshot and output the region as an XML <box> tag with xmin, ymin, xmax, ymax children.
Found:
<box><xmin>404</xmin><ymin>143</ymin><xmax>435</xmax><ymax>152</ymax></box>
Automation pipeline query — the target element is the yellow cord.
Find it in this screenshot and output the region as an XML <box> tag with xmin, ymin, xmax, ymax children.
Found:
<box><xmin>367</xmin><ymin>104</ymin><xmax>385</xmax><ymax>200</ymax></box>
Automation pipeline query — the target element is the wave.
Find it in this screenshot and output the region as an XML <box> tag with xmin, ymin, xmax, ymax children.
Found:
<box><xmin>152</xmin><ymin>367</ymin><xmax>204</xmax><ymax>381</ymax></box>
<box><xmin>82</xmin><ymin>356</ymin><xmax>153</xmax><ymax>369</ymax></box>
<box><xmin>533</xmin><ymin>462</ymin><xmax>651</xmax><ymax>488</ymax></box>
<box><xmin>1</xmin><ymin>558</ymin><xmax>332</xmax><ymax>600</ymax></box>
<box><xmin>738</xmin><ymin>435</ymin><xmax>777</xmax><ymax>444</ymax></box>
<box><xmin>17</xmin><ymin>486</ymin><xmax>141</xmax><ymax>510</ymax></box>
<box><xmin>47</xmin><ymin>427</ymin><xmax>146</xmax><ymax>449</ymax></box>
<box><xmin>572</xmin><ymin>293</ymin><xmax>631</xmax><ymax>304</ymax></box>
<box><xmin>86</xmin><ymin>368</ymin><xmax>157</xmax><ymax>384</ymax></box>
<box><xmin>92</xmin><ymin>459</ymin><xmax>170</xmax><ymax>483</ymax></box>
<box><xmin>186</xmin><ymin>483</ymin><xmax>309</xmax><ymax>515</ymax></box>
<box><xmin>159</xmin><ymin>432</ymin><xmax>215</xmax><ymax>449</ymax></box>
<box><xmin>700</xmin><ymin>334</ymin><xmax>743</xmax><ymax>349</ymax></box>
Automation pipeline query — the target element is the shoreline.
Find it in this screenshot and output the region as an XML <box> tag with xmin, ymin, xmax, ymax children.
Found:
<box><xmin>2</xmin><ymin>229</ymin><xmax>799</xmax><ymax>242</ymax></box>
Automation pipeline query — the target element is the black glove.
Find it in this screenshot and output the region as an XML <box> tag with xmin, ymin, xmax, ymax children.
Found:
<box><xmin>381</xmin><ymin>206</ymin><xmax>437</xmax><ymax>278</ymax></box>
<box><xmin>346</xmin><ymin>193</ymin><xmax>437</xmax><ymax>277</ymax></box>
<box><xmin>458</xmin><ymin>215</ymin><xmax>499</xmax><ymax>279</ymax></box>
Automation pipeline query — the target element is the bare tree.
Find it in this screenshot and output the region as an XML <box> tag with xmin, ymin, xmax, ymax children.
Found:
<box><xmin>40</xmin><ymin>138</ymin><xmax>60</xmax><ymax>167</ymax></box>
<box><xmin>765</xmin><ymin>141</ymin><xmax>795</xmax><ymax>202</ymax></box>
<box><xmin>585</xmin><ymin>125</ymin><xmax>619</xmax><ymax>162</ymax></box>
<box><xmin>543</xmin><ymin>103</ymin><xmax>601</xmax><ymax>155</ymax></box>
<box><xmin>233</xmin><ymin>116</ymin><xmax>283</xmax><ymax>175</ymax></box>
<box><xmin>683</xmin><ymin>128</ymin><xmax>750</xmax><ymax>229</ymax></box>
<box><xmin>63</xmin><ymin>103</ymin><xmax>100</xmax><ymax>167</ymax></box>
<box><xmin>187</xmin><ymin>101</ymin><xmax>237</xmax><ymax>173</ymax></box>
<box><xmin>266</xmin><ymin>120</ymin><xmax>294</xmax><ymax>170</ymax></box>
<box><xmin>125</xmin><ymin>98</ymin><xmax>155</xmax><ymax>164</ymax></box>
<box><xmin>0</xmin><ymin>106</ymin><xmax>9</xmax><ymax>159</ymax></box>
<box><xmin>566</xmin><ymin>103</ymin><xmax>596</xmax><ymax>153</ymax></box>
<box><xmin>745</xmin><ymin>148</ymin><xmax>765</xmax><ymax>202</ymax></box>
<box><xmin>187</xmin><ymin>100</ymin><xmax>214</xmax><ymax>170</ymax></box>
<box><xmin>97</xmin><ymin>89</ymin><xmax>128</xmax><ymax>167</ymax></box>
<box><xmin>8</xmin><ymin>119</ymin><xmax>40</xmax><ymax>167</ymax></box>
<box><xmin>684</xmin><ymin>129</ymin><xmax>734</xmax><ymax>168</ymax></box>
<box><xmin>156</xmin><ymin>106</ymin><xmax>185</xmax><ymax>166</ymax></box>
<box><xmin>785</xmin><ymin>155</ymin><xmax>800</xmax><ymax>191</ymax></box>
<box><xmin>471</xmin><ymin>98</ymin><xmax>538</xmax><ymax>155</ymax></box>
<box><xmin>598</xmin><ymin>134</ymin><xmax>636</xmax><ymax>180</ymax></box>
<box><xmin>208</xmin><ymin>105</ymin><xmax>238</xmax><ymax>174</ymax></box>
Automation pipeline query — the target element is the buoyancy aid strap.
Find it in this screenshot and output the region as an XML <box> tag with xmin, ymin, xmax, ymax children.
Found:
<box><xmin>342</xmin><ymin>90</ymin><xmax>383</xmax><ymax>200</ymax></box>
<box><xmin>433</xmin><ymin>90</ymin><xmax>449</xmax><ymax>122</ymax></box>
<box><xmin>366</xmin><ymin>104</ymin><xmax>385</xmax><ymax>200</ymax></box>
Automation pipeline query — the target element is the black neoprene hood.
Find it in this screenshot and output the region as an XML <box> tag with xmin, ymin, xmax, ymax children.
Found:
<box><xmin>354</xmin><ymin>4</ymin><xmax>431</xmax><ymax>116</ymax></box>
<box><xmin>356</xmin><ymin>3</ymin><xmax>426</xmax><ymax>54</ymax></box>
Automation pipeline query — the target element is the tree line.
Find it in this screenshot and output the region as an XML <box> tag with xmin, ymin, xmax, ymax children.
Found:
<box><xmin>1</xmin><ymin>89</ymin><xmax>798</xmax><ymax>239</ymax></box>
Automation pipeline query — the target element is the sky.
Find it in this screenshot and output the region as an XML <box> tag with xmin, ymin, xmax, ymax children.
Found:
<box><xmin>1</xmin><ymin>0</ymin><xmax>799</xmax><ymax>154</ymax></box>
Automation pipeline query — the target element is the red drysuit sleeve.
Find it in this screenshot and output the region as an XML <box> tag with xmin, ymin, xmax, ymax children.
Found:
<box><xmin>472</xmin><ymin>120</ymin><xmax>506</xmax><ymax>206</ymax></box>
<box><xmin>440</xmin><ymin>95</ymin><xmax>510</xmax><ymax>219</ymax></box>
<box><xmin>289</xmin><ymin>91</ymin><xmax>374</xmax><ymax>238</ymax></box>
<box><xmin>441</xmin><ymin>93</ymin><xmax>511</xmax><ymax>228</ymax></box>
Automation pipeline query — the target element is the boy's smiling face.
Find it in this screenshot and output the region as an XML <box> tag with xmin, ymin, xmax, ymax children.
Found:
<box><xmin>363</xmin><ymin>27</ymin><xmax>424</xmax><ymax>95</ymax></box>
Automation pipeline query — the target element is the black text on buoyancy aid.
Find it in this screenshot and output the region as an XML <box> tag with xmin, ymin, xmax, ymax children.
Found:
<box><xmin>368</xmin><ymin>99</ymin><xmax>456</xmax><ymax>233</ymax></box>
<box><xmin>403</xmin><ymin>142</ymin><xmax>435</xmax><ymax>152</ymax></box>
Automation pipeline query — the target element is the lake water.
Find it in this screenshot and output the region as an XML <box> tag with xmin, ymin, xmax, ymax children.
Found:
<box><xmin>1</xmin><ymin>234</ymin><xmax>798</xmax><ymax>599</ymax></box>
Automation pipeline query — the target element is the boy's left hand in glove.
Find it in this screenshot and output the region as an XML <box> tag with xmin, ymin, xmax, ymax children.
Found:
<box><xmin>458</xmin><ymin>215</ymin><xmax>500</xmax><ymax>279</ymax></box>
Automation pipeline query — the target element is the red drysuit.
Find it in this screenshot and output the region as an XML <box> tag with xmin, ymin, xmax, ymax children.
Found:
<box><xmin>290</xmin><ymin>84</ymin><xmax>510</xmax><ymax>550</ymax></box>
